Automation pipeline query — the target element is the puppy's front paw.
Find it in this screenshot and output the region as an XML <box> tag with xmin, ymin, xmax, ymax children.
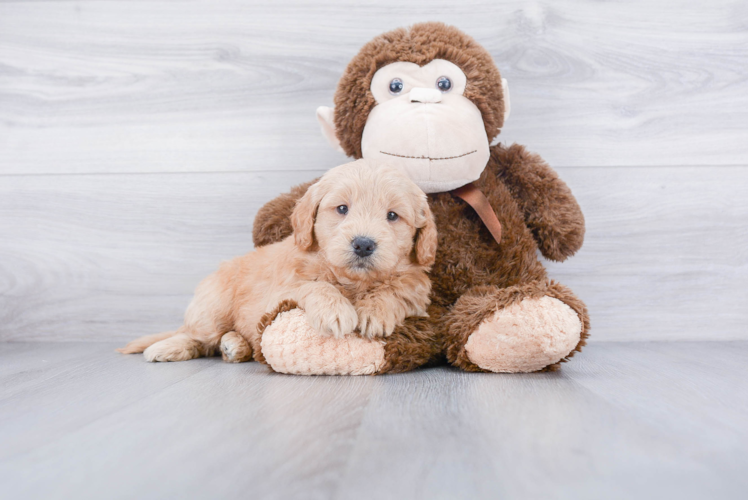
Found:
<box><xmin>306</xmin><ymin>297</ymin><xmax>358</xmax><ymax>338</ymax></box>
<box><xmin>357</xmin><ymin>302</ymin><xmax>400</xmax><ymax>338</ymax></box>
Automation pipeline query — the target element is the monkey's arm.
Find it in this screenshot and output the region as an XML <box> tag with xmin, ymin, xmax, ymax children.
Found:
<box><xmin>252</xmin><ymin>179</ymin><xmax>316</xmax><ymax>247</ymax></box>
<box><xmin>489</xmin><ymin>143</ymin><xmax>585</xmax><ymax>262</ymax></box>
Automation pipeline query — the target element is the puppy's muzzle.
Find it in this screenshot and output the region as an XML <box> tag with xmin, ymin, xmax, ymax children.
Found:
<box><xmin>351</xmin><ymin>236</ymin><xmax>377</xmax><ymax>258</ymax></box>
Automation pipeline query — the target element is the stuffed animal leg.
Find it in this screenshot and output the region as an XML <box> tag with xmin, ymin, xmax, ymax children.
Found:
<box><xmin>443</xmin><ymin>281</ymin><xmax>589</xmax><ymax>373</ymax></box>
<box><xmin>245</xmin><ymin>301</ymin><xmax>441</xmax><ymax>375</ymax></box>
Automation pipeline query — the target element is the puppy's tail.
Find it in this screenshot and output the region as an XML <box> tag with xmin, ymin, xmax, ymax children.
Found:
<box><xmin>116</xmin><ymin>329</ymin><xmax>181</xmax><ymax>354</ymax></box>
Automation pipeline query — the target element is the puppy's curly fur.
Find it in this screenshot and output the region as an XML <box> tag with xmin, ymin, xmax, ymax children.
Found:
<box><xmin>118</xmin><ymin>160</ymin><xmax>437</xmax><ymax>362</ymax></box>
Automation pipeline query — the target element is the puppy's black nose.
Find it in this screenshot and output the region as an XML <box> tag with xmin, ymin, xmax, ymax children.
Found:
<box><xmin>352</xmin><ymin>237</ymin><xmax>377</xmax><ymax>258</ymax></box>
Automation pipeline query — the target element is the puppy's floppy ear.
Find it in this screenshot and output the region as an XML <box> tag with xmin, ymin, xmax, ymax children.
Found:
<box><xmin>290</xmin><ymin>181</ymin><xmax>323</xmax><ymax>251</ymax></box>
<box><xmin>413</xmin><ymin>195</ymin><xmax>438</xmax><ymax>267</ymax></box>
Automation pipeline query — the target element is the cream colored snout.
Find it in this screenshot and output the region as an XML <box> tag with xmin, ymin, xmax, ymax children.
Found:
<box><xmin>316</xmin><ymin>59</ymin><xmax>506</xmax><ymax>193</ymax></box>
<box><xmin>409</xmin><ymin>88</ymin><xmax>442</xmax><ymax>104</ymax></box>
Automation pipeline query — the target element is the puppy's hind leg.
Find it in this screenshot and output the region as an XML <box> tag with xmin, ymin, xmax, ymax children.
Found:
<box><xmin>119</xmin><ymin>327</ymin><xmax>213</xmax><ymax>362</ymax></box>
<box><xmin>143</xmin><ymin>333</ymin><xmax>208</xmax><ymax>362</ymax></box>
<box><xmin>220</xmin><ymin>331</ymin><xmax>253</xmax><ymax>363</ymax></box>
<box><xmin>117</xmin><ymin>330</ymin><xmax>179</xmax><ymax>354</ymax></box>
<box><xmin>143</xmin><ymin>305</ymin><xmax>229</xmax><ymax>362</ymax></box>
<box><xmin>123</xmin><ymin>260</ymin><xmax>236</xmax><ymax>362</ymax></box>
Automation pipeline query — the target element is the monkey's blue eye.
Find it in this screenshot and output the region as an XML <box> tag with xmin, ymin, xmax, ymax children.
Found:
<box><xmin>389</xmin><ymin>78</ymin><xmax>404</xmax><ymax>95</ymax></box>
<box><xmin>337</xmin><ymin>205</ymin><xmax>348</xmax><ymax>215</ymax></box>
<box><xmin>387</xmin><ymin>211</ymin><xmax>399</xmax><ymax>221</ymax></box>
<box><xmin>436</xmin><ymin>76</ymin><xmax>452</xmax><ymax>92</ymax></box>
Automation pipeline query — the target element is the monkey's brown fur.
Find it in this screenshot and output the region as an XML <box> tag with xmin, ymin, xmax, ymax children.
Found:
<box><xmin>254</xmin><ymin>23</ymin><xmax>589</xmax><ymax>373</ymax></box>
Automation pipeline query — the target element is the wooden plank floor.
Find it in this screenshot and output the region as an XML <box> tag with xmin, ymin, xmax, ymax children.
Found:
<box><xmin>1</xmin><ymin>342</ymin><xmax>746</xmax><ymax>499</ymax></box>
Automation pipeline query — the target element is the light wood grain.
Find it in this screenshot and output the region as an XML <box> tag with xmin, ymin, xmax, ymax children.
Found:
<box><xmin>0</xmin><ymin>342</ymin><xmax>746</xmax><ymax>499</ymax></box>
<box><xmin>0</xmin><ymin>169</ymin><xmax>323</xmax><ymax>342</ymax></box>
<box><xmin>335</xmin><ymin>342</ymin><xmax>748</xmax><ymax>499</ymax></box>
<box><xmin>2</xmin><ymin>3</ymin><xmax>746</xmax><ymax>497</ymax></box>
<box><xmin>547</xmin><ymin>165</ymin><xmax>748</xmax><ymax>341</ymax></box>
<box><xmin>0</xmin><ymin>166</ymin><xmax>746</xmax><ymax>343</ymax></box>
<box><xmin>1</xmin><ymin>0</ymin><xmax>747</xmax><ymax>175</ymax></box>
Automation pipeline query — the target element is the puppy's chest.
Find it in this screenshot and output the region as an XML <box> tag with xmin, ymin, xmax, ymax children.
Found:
<box><xmin>302</xmin><ymin>265</ymin><xmax>387</xmax><ymax>304</ymax></box>
<box><xmin>335</xmin><ymin>281</ymin><xmax>377</xmax><ymax>304</ymax></box>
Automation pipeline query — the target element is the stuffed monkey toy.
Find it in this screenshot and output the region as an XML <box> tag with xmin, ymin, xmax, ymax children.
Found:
<box><xmin>241</xmin><ymin>22</ymin><xmax>589</xmax><ymax>374</ymax></box>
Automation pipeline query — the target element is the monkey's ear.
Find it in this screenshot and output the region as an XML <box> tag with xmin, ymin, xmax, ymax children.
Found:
<box><xmin>502</xmin><ymin>78</ymin><xmax>511</xmax><ymax>124</ymax></box>
<box><xmin>316</xmin><ymin>106</ymin><xmax>345</xmax><ymax>153</ymax></box>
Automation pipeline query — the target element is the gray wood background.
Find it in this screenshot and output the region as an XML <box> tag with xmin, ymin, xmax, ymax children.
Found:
<box><xmin>1</xmin><ymin>0</ymin><xmax>746</xmax><ymax>342</ymax></box>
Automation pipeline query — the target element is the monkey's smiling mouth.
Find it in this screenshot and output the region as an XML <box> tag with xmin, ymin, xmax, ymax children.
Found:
<box><xmin>379</xmin><ymin>150</ymin><xmax>477</xmax><ymax>161</ymax></box>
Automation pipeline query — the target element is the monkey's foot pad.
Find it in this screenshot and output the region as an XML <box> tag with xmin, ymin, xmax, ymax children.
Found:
<box><xmin>261</xmin><ymin>309</ymin><xmax>386</xmax><ymax>375</ymax></box>
<box><xmin>465</xmin><ymin>296</ymin><xmax>582</xmax><ymax>373</ymax></box>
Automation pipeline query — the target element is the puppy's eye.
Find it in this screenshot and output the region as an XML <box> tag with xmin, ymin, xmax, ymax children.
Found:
<box><xmin>389</xmin><ymin>78</ymin><xmax>404</xmax><ymax>95</ymax></box>
<box><xmin>336</xmin><ymin>205</ymin><xmax>348</xmax><ymax>215</ymax></box>
<box><xmin>436</xmin><ymin>76</ymin><xmax>452</xmax><ymax>92</ymax></box>
<box><xmin>387</xmin><ymin>211</ymin><xmax>399</xmax><ymax>221</ymax></box>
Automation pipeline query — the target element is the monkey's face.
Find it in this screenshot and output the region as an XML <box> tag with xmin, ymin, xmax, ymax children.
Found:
<box><xmin>359</xmin><ymin>59</ymin><xmax>491</xmax><ymax>193</ymax></box>
<box><xmin>317</xmin><ymin>24</ymin><xmax>510</xmax><ymax>193</ymax></box>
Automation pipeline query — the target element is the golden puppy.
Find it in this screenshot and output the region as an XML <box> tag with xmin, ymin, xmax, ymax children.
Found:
<box><xmin>118</xmin><ymin>159</ymin><xmax>437</xmax><ymax>363</ymax></box>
